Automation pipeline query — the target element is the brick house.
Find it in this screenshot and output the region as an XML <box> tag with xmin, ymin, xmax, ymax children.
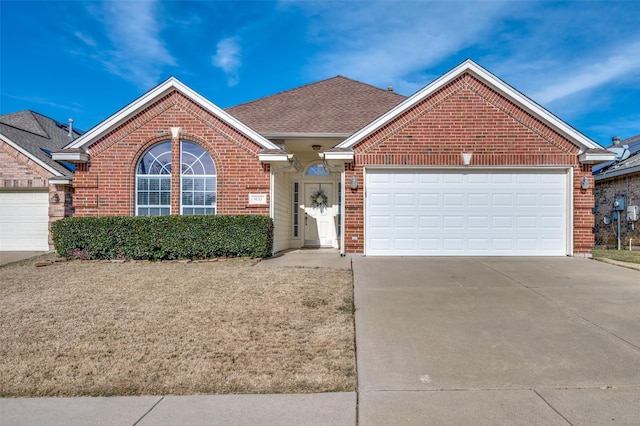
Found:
<box><xmin>0</xmin><ymin>111</ymin><xmax>77</xmax><ymax>250</ymax></box>
<box><xmin>54</xmin><ymin>60</ymin><xmax>614</xmax><ymax>256</ymax></box>
<box><xmin>593</xmin><ymin>134</ymin><xmax>640</xmax><ymax>248</ymax></box>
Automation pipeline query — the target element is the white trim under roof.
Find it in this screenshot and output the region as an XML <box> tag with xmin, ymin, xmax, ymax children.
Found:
<box><xmin>320</xmin><ymin>151</ymin><xmax>354</xmax><ymax>161</ymax></box>
<box><xmin>52</xmin><ymin>150</ymin><xmax>89</xmax><ymax>163</ymax></box>
<box><xmin>0</xmin><ymin>134</ymin><xmax>65</xmax><ymax>177</ymax></box>
<box><xmin>63</xmin><ymin>77</ymin><xmax>280</xmax><ymax>152</ymax></box>
<box><xmin>258</xmin><ymin>152</ymin><xmax>294</xmax><ymax>163</ymax></box>
<box><xmin>578</xmin><ymin>151</ymin><xmax>616</xmax><ymax>164</ymax></box>
<box><xmin>49</xmin><ymin>177</ymin><xmax>73</xmax><ymax>185</ymax></box>
<box><xmin>336</xmin><ymin>59</ymin><xmax>603</xmax><ymax>153</ymax></box>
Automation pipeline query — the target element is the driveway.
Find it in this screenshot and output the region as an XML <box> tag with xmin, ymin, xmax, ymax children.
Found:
<box><xmin>353</xmin><ymin>257</ymin><xmax>640</xmax><ymax>425</ymax></box>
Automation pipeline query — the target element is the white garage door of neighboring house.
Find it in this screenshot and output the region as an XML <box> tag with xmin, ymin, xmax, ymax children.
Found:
<box><xmin>366</xmin><ymin>169</ymin><xmax>569</xmax><ymax>256</ymax></box>
<box><xmin>0</xmin><ymin>191</ymin><xmax>49</xmax><ymax>251</ymax></box>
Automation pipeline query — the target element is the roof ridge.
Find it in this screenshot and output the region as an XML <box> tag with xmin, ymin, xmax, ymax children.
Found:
<box><xmin>227</xmin><ymin>75</ymin><xmax>404</xmax><ymax>110</ymax></box>
<box><xmin>0</xmin><ymin>110</ymin><xmax>51</xmax><ymax>138</ymax></box>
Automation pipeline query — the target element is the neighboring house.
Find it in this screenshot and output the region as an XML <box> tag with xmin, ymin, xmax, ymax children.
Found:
<box><xmin>0</xmin><ymin>111</ymin><xmax>78</xmax><ymax>250</ymax></box>
<box><xmin>54</xmin><ymin>60</ymin><xmax>614</xmax><ymax>257</ymax></box>
<box><xmin>593</xmin><ymin>134</ymin><xmax>640</xmax><ymax>248</ymax></box>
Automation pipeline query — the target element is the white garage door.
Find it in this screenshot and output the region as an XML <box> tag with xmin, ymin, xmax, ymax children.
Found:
<box><xmin>366</xmin><ymin>169</ymin><xmax>568</xmax><ymax>256</ymax></box>
<box><xmin>0</xmin><ymin>191</ymin><xmax>49</xmax><ymax>251</ymax></box>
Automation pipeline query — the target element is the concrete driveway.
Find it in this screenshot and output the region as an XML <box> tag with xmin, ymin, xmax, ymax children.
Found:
<box><xmin>353</xmin><ymin>257</ymin><xmax>640</xmax><ymax>425</ymax></box>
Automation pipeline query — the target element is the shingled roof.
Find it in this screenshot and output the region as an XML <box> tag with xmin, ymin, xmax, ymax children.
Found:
<box><xmin>226</xmin><ymin>76</ymin><xmax>407</xmax><ymax>135</ymax></box>
<box><xmin>0</xmin><ymin>110</ymin><xmax>81</xmax><ymax>177</ymax></box>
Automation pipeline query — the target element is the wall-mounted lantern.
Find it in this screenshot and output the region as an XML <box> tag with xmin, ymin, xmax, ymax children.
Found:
<box><xmin>350</xmin><ymin>175</ymin><xmax>358</xmax><ymax>190</ymax></box>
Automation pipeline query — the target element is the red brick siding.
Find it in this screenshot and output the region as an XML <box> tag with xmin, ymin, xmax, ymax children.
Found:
<box><xmin>72</xmin><ymin>91</ymin><xmax>270</xmax><ymax>217</ymax></box>
<box><xmin>344</xmin><ymin>73</ymin><xmax>593</xmax><ymax>255</ymax></box>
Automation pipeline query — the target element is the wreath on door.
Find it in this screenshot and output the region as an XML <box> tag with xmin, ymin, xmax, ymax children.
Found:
<box><xmin>310</xmin><ymin>188</ymin><xmax>328</xmax><ymax>212</ymax></box>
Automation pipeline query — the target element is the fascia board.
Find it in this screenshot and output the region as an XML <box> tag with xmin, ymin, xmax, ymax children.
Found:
<box><xmin>64</xmin><ymin>77</ymin><xmax>280</xmax><ymax>151</ymax></box>
<box><xmin>258</xmin><ymin>153</ymin><xmax>293</xmax><ymax>163</ymax></box>
<box><xmin>1</xmin><ymin>134</ymin><xmax>63</xmax><ymax>177</ymax></box>
<box><xmin>49</xmin><ymin>177</ymin><xmax>73</xmax><ymax>185</ymax></box>
<box><xmin>337</xmin><ymin>59</ymin><xmax>601</xmax><ymax>152</ymax></box>
<box><xmin>578</xmin><ymin>151</ymin><xmax>617</xmax><ymax>164</ymax></box>
<box><xmin>321</xmin><ymin>151</ymin><xmax>355</xmax><ymax>161</ymax></box>
<box><xmin>52</xmin><ymin>151</ymin><xmax>90</xmax><ymax>163</ymax></box>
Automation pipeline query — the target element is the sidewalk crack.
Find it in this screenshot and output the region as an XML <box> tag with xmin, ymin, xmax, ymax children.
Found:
<box><xmin>133</xmin><ymin>396</ymin><xmax>164</xmax><ymax>426</ymax></box>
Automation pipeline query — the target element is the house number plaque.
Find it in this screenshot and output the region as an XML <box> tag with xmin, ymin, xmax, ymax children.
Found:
<box><xmin>249</xmin><ymin>194</ymin><xmax>267</xmax><ymax>205</ymax></box>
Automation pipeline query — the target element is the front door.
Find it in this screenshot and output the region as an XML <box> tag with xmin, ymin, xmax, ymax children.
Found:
<box><xmin>303</xmin><ymin>183</ymin><xmax>338</xmax><ymax>248</ymax></box>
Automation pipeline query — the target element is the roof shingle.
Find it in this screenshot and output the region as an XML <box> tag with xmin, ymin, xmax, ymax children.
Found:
<box><xmin>226</xmin><ymin>76</ymin><xmax>406</xmax><ymax>135</ymax></box>
<box><xmin>0</xmin><ymin>110</ymin><xmax>81</xmax><ymax>176</ymax></box>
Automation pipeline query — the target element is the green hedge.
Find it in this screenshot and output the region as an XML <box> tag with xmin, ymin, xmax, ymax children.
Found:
<box><xmin>51</xmin><ymin>215</ymin><xmax>273</xmax><ymax>261</ymax></box>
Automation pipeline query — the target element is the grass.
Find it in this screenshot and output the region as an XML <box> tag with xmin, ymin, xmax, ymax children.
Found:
<box><xmin>592</xmin><ymin>248</ymin><xmax>640</xmax><ymax>264</ymax></box>
<box><xmin>0</xmin><ymin>253</ymin><xmax>355</xmax><ymax>397</ymax></box>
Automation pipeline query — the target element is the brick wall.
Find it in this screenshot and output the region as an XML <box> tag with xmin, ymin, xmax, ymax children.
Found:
<box><xmin>72</xmin><ymin>91</ymin><xmax>270</xmax><ymax>217</ymax></box>
<box><xmin>343</xmin><ymin>73</ymin><xmax>594</xmax><ymax>255</ymax></box>
<box><xmin>593</xmin><ymin>172</ymin><xmax>640</xmax><ymax>248</ymax></box>
<box><xmin>0</xmin><ymin>141</ymin><xmax>72</xmax><ymax>248</ymax></box>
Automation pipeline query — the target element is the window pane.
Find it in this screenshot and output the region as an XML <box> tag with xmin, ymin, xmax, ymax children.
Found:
<box><xmin>149</xmin><ymin>179</ymin><xmax>159</xmax><ymax>190</ymax></box>
<box><xmin>181</xmin><ymin>141</ymin><xmax>216</xmax><ymax>175</ymax></box>
<box><xmin>206</xmin><ymin>178</ymin><xmax>216</xmax><ymax>191</ymax></box>
<box><xmin>138</xmin><ymin>141</ymin><xmax>171</xmax><ymax>175</ymax></box>
<box><xmin>138</xmin><ymin>178</ymin><xmax>148</xmax><ymax>190</ymax></box>
<box><xmin>138</xmin><ymin>193</ymin><xmax>148</xmax><ymax>205</ymax></box>
<box><xmin>180</xmin><ymin>142</ymin><xmax>215</xmax><ymax>215</ymax></box>
<box><xmin>160</xmin><ymin>192</ymin><xmax>171</xmax><ymax>205</ymax></box>
<box><xmin>161</xmin><ymin>179</ymin><xmax>171</xmax><ymax>190</ymax></box>
<box><xmin>305</xmin><ymin>163</ymin><xmax>331</xmax><ymax>176</ymax></box>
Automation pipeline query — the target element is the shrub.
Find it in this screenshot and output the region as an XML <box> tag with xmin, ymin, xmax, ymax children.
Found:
<box><xmin>51</xmin><ymin>215</ymin><xmax>273</xmax><ymax>261</ymax></box>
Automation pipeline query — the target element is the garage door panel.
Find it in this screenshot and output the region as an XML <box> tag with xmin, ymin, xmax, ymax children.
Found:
<box><xmin>394</xmin><ymin>216</ymin><xmax>415</xmax><ymax>228</ymax></box>
<box><xmin>419</xmin><ymin>215</ymin><xmax>440</xmax><ymax>228</ymax></box>
<box><xmin>366</xmin><ymin>170</ymin><xmax>567</xmax><ymax>256</ymax></box>
<box><xmin>394</xmin><ymin>193</ymin><xmax>416</xmax><ymax>207</ymax></box>
<box><xmin>0</xmin><ymin>192</ymin><xmax>49</xmax><ymax>251</ymax></box>
<box><xmin>419</xmin><ymin>193</ymin><xmax>440</xmax><ymax>206</ymax></box>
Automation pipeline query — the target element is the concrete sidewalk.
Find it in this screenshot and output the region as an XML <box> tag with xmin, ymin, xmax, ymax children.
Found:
<box><xmin>0</xmin><ymin>393</ymin><xmax>356</xmax><ymax>426</ymax></box>
<box><xmin>0</xmin><ymin>251</ymin><xmax>47</xmax><ymax>266</ymax></box>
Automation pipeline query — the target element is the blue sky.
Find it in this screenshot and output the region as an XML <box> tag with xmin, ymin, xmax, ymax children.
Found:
<box><xmin>1</xmin><ymin>1</ymin><xmax>639</xmax><ymax>147</ymax></box>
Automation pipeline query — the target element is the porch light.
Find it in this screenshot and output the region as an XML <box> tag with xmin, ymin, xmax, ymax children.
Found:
<box><xmin>312</xmin><ymin>144</ymin><xmax>321</xmax><ymax>151</ymax></box>
<box><xmin>350</xmin><ymin>175</ymin><xmax>358</xmax><ymax>190</ymax></box>
<box><xmin>581</xmin><ymin>176</ymin><xmax>590</xmax><ymax>189</ymax></box>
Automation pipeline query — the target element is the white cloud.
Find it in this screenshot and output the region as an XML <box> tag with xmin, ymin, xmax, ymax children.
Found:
<box><xmin>293</xmin><ymin>1</ymin><xmax>511</xmax><ymax>94</ymax></box>
<box><xmin>531</xmin><ymin>41</ymin><xmax>640</xmax><ymax>104</ymax></box>
<box><xmin>212</xmin><ymin>37</ymin><xmax>242</xmax><ymax>86</ymax></box>
<box><xmin>88</xmin><ymin>0</ymin><xmax>176</xmax><ymax>89</ymax></box>
<box><xmin>73</xmin><ymin>32</ymin><xmax>97</xmax><ymax>48</ymax></box>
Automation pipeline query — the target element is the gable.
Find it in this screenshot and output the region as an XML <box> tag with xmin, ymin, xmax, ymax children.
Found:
<box><xmin>337</xmin><ymin>60</ymin><xmax>603</xmax><ymax>156</ymax></box>
<box><xmin>356</xmin><ymin>73</ymin><xmax>579</xmax><ymax>164</ymax></box>
<box><xmin>61</xmin><ymin>77</ymin><xmax>279</xmax><ymax>156</ymax></box>
<box><xmin>84</xmin><ymin>90</ymin><xmax>271</xmax><ymax>161</ymax></box>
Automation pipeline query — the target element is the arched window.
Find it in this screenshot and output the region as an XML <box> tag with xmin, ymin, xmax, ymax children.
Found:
<box><xmin>305</xmin><ymin>163</ymin><xmax>331</xmax><ymax>176</ymax></box>
<box><xmin>181</xmin><ymin>141</ymin><xmax>216</xmax><ymax>215</ymax></box>
<box><xmin>136</xmin><ymin>141</ymin><xmax>172</xmax><ymax>216</ymax></box>
<box><xmin>135</xmin><ymin>141</ymin><xmax>217</xmax><ymax>216</ymax></box>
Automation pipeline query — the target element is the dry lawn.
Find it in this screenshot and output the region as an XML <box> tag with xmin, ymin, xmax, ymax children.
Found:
<box><xmin>0</xmin><ymin>254</ymin><xmax>355</xmax><ymax>397</ymax></box>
